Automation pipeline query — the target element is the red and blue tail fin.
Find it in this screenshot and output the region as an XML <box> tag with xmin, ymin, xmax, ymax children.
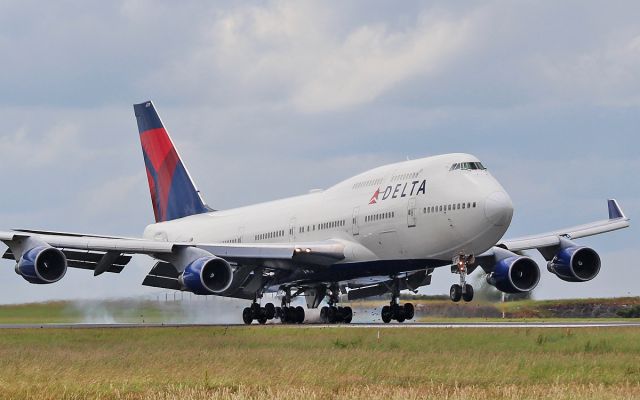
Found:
<box><xmin>134</xmin><ymin>101</ymin><xmax>211</xmax><ymax>223</ymax></box>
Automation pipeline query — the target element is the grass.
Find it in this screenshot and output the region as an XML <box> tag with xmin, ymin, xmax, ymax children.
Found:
<box><xmin>0</xmin><ymin>299</ymin><xmax>222</xmax><ymax>324</ymax></box>
<box><xmin>0</xmin><ymin>326</ymin><xmax>639</xmax><ymax>399</ymax></box>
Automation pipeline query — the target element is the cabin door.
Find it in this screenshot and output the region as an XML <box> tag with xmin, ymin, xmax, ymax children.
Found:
<box><xmin>289</xmin><ymin>218</ymin><xmax>297</xmax><ymax>242</ymax></box>
<box><xmin>352</xmin><ymin>207</ymin><xmax>360</xmax><ymax>236</ymax></box>
<box><xmin>407</xmin><ymin>198</ymin><xmax>417</xmax><ymax>228</ymax></box>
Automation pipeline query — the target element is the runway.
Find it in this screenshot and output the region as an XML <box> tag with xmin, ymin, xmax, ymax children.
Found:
<box><xmin>0</xmin><ymin>321</ymin><xmax>639</xmax><ymax>329</ymax></box>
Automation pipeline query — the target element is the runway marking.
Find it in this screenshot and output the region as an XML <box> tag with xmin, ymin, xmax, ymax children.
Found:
<box><xmin>0</xmin><ymin>322</ymin><xmax>639</xmax><ymax>329</ymax></box>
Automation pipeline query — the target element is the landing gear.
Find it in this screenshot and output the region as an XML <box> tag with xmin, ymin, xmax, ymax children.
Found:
<box><xmin>320</xmin><ymin>306</ymin><xmax>353</xmax><ymax>323</ymax></box>
<box><xmin>276</xmin><ymin>305</ymin><xmax>304</xmax><ymax>324</ymax></box>
<box><xmin>319</xmin><ymin>284</ymin><xmax>353</xmax><ymax>324</ymax></box>
<box><xmin>278</xmin><ymin>288</ymin><xmax>305</xmax><ymax>324</ymax></box>
<box><xmin>380</xmin><ymin>277</ymin><xmax>415</xmax><ymax>323</ymax></box>
<box><xmin>242</xmin><ymin>301</ymin><xmax>278</xmax><ymax>325</ymax></box>
<box><xmin>381</xmin><ymin>302</ymin><xmax>414</xmax><ymax>323</ymax></box>
<box><xmin>450</xmin><ymin>254</ymin><xmax>475</xmax><ymax>303</ymax></box>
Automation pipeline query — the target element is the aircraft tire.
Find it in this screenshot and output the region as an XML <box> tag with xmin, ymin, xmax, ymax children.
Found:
<box><xmin>381</xmin><ymin>305</ymin><xmax>392</xmax><ymax>323</ymax></box>
<box><xmin>450</xmin><ymin>284</ymin><xmax>462</xmax><ymax>302</ymax></box>
<box><xmin>462</xmin><ymin>284</ymin><xmax>474</xmax><ymax>302</ymax></box>
<box><xmin>327</xmin><ymin>306</ymin><xmax>337</xmax><ymax>323</ymax></box>
<box><xmin>404</xmin><ymin>303</ymin><xmax>415</xmax><ymax>320</ymax></box>
<box><xmin>343</xmin><ymin>307</ymin><xmax>353</xmax><ymax>323</ymax></box>
<box><xmin>242</xmin><ymin>307</ymin><xmax>253</xmax><ymax>325</ymax></box>
<box><xmin>264</xmin><ymin>303</ymin><xmax>276</xmax><ymax>319</ymax></box>
<box><xmin>295</xmin><ymin>306</ymin><xmax>305</xmax><ymax>324</ymax></box>
<box><xmin>280</xmin><ymin>306</ymin><xmax>289</xmax><ymax>323</ymax></box>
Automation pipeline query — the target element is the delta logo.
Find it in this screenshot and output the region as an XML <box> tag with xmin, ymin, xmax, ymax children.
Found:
<box><xmin>369</xmin><ymin>179</ymin><xmax>427</xmax><ymax>204</ymax></box>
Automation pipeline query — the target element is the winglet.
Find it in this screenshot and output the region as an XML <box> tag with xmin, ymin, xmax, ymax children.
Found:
<box><xmin>608</xmin><ymin>199</ymin><xmax>626</xmax><ymax>220</ymax></box>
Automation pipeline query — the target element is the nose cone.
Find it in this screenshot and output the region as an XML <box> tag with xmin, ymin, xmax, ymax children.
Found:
<box><xmin>484</xmin><ymin>191</ymin><xmax>513</xmax><ymax>227</ymax></box>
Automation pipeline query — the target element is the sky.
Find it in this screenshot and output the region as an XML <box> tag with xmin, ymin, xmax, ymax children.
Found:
<box><xmin>0</xmin><ymin>0</ymin><xmax>638</xmax><ymax>304</ymax></box>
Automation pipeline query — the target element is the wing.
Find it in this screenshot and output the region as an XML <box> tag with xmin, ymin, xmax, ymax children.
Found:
<box><xmin>0</xmin><ymin>229</ymin><xmax>346</xmax><ymax>299</ymax></box>
<box><xmin>468</xmin><ymin>199</ymin><xmax>631</xmax><ymax>293</ymax></box>
<box><xmin>498</xmin><ymin>199</ymin><xmax>629</xmax><ymax>252</ymax></box>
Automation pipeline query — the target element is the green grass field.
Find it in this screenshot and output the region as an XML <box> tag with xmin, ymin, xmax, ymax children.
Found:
<box><xmin>0</xmin><ymin>326</ymin><xmax>639</xmax><ymax>399</ymax></box>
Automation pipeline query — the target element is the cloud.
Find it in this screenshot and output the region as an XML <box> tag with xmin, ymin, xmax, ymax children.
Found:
<box><xmin>290</xmin><ymin>13</ymin><xmax>476</xmax><ymax>112</ymax></box>
<box><xmin>146</xmin><ymin>2</ymin><xmax>478</xmax><ymax>112</ymax></box>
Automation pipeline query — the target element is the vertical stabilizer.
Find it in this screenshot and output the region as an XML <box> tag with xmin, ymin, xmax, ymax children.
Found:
<box><xmin>134</xmin><ymin>101</ymin><xmax>210</xmax><ymax>223</ymax></box>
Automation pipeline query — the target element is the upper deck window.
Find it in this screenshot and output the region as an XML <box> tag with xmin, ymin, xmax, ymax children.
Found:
<box><xmin>450</xmin><ymin>162</ymin><xmax>486</xmax><ymax>171</ymax></box>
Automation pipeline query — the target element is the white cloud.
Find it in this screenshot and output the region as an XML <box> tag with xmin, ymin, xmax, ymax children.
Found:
<box><xmin>147</xmin><ymin>2</ymin><xmax>478</xmax><ymax>112</ymax></box>
<box><xmin>290</xmin><ymin>14</ymin><xmax>475</xmax><ymax>112</ymax></box>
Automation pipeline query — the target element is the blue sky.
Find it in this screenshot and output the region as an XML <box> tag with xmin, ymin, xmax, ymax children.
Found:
<box><xmin>0</xmin><ymin>1</ymin><xmax>638</xmax><ymax>303</ymax></box>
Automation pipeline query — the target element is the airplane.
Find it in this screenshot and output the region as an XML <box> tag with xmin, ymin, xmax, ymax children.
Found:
<box><xmin>0</xmin><ymin>101</ymin><xmax>631</xmax><ymax>324</ymax></box>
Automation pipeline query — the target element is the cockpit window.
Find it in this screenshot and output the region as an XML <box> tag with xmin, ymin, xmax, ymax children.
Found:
<box><xmin>450</xmin><ymin>162</ymin><xmax>486</xmax><ymax>171</ymax></box>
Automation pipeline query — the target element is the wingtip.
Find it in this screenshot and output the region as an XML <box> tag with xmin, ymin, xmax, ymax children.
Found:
<box><xmin>607</xmin><ymin>199</ymin><xmax>626</xmax><ymax>220</ymax></box>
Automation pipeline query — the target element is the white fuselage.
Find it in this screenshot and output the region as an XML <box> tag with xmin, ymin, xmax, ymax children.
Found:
<box><xmin>143</xmin><ymin>153</ymin><xmax>514</xmax><ymax>265</ymax></box>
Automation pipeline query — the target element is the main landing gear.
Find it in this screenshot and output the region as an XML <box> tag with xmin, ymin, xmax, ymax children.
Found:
<box><xmin>320</xmin><ymin>285</ymin><xmax>352</xmax><ymax>324</ymax></box>
<box><xmin>277</xmin><ymin>287</ymin><xmax>305</xmax><ymax>324</ymax></box>
<box><xmin>242</xmin><ymin>301</ymin><xmax>277</xmax><ymax>325</ymax></box>
<box><xmin>380</xmin><ymin>277</ymin><xmax>415</xmax><ymax>323</ymax></box>
<box><xmin>449</xmin><ymin>254</ymin><xmax>474</xmax><ymax>303</ymax></box>
<box><xmin>241</xmin><ymin>299</ymin><xmax>305</xmax><ymax>325</ymax></box>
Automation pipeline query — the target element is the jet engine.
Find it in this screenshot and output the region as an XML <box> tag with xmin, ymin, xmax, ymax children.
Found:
<box><xmin>487</xmin><ymin>255</ymin><xmax>540</xmax><ymax>293</ymax></box>
<box><xmin>15</xmin><ymin>246</ymin><xmax>67</xmax><ymax>284</ymax></box>
<box><xmin>178</xmin><ymin>256</ymin><xmax>233</xmax><ymax>295</ymax></box>
<box><xmin>547</xmin><ymin>245</ymin><xmax>600</xmax><ymax>282</ymax></box>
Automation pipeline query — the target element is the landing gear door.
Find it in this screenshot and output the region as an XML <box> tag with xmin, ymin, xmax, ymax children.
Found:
<box><xmin>408</xmin><ymin>198</ymin><xmax>417</xmax><ymax>228</ymax></box>
<box><xmin>352</xmin><ymin>207</ymin><xmax>360</xmax><ymax>236</ymax></box>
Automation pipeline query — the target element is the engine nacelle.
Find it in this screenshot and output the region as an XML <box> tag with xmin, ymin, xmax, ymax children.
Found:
<box><xmin>178</xmin><ymin>257</ymin><xmax>233</xmax><ymax>295</ymax></box>
<box><xmin>15</xmin><ymin>246</ymin><xmax>67</xmax><ymax>284</ymax></box>
<box><xmin>487</xmin><ymin>256</ymin><xmax>540</xmax><ymax>293</ymax></box>
<box><xmin>547</xmin><ymin>246</ymin><xmax>600</xmax><ymax>282</ymax></box>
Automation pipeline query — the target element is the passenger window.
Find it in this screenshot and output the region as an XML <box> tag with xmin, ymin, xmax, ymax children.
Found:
<box><xmin>473</xmin><ymin>202</ymin><xmax>477</xmax><ymax>208</ymax></box>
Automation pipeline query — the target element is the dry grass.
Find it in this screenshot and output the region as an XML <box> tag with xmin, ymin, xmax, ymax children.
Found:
<box><xmin>0</xmin><ymin>326</ymin><xmax>639</xmax><ymax>399</ymax></box>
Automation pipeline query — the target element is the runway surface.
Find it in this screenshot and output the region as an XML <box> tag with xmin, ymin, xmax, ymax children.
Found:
<box><xmin>0</xmin><ymin>321</ymin><xmax>639</xmax><ymax>329</ymax></box>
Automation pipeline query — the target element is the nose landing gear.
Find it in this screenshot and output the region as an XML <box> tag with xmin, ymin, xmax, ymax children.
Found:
<box><xmin>450</xmin><ymin>254</ymin><xmax>475</xmax><ymax>303</ymax></box>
